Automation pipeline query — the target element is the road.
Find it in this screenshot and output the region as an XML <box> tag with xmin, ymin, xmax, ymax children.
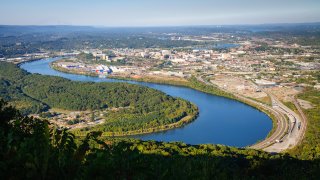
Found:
<box><xmin>262</xmin><ymin>92</ymin><xmax>306</xmax><ymax>152</ymax></box>
<box><xmin>249</xmin><ymin>94</ymin><xmax>289</xmax><ymax>151</ymax></box>
<box><xmin>197</xmin><ymin>76</ymin><xmax>306</xmax><ymax>153</ymax></box>
<box><xmin>293</xmin><ymin>98</ymin><xmax>308</xmax><ymax>144</ymax></box>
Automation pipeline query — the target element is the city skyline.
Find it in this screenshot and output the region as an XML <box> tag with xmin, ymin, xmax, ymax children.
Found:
<box><xmin>1</xmin><ymin>0</ymin><xmax>320</xmax><ymax>26</ymax></box>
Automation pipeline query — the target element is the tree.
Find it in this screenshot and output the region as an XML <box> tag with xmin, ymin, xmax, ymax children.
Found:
<box><xmin>0</xmin><ymin>99</ymin><xmax>104</xmax><ymax>179</ymax></box>
<box><xmin>77</xmin><ymin>52</ymin><xmax>94</xmax><ymax>61</ymax></box>
<box><xmin>91</xmin><ymin>110</ymin><xmax>95</xmax><ymax>122</ymax></box>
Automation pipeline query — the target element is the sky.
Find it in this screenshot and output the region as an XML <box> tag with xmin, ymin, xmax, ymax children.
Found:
<box><xmin>0</xmin><ymin>0</ymin><xmax>320</xmax><ymax>26</ymax></box>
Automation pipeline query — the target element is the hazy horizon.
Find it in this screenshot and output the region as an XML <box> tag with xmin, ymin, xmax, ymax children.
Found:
<box><xmin>1</xmin><ymin>21</ymin><xmax>320</xmax><ymax>28</ymax></box>
<box><xmin>1</xmin><ymin>0</ymin><xmax>320</xmax><ymax>27</ymax></box>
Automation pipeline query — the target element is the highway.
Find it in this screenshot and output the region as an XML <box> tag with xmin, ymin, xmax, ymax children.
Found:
<box><xmin>262</xmin><ymin>93</ymin><xmax>306</xmax><ymax>152</ymax></box>
<box><xmin>197</xmin><ymin>76</ymin><xmax>306</xmax><ymax>153</ymax></box>
<box><xmin>249</xmin><ymin>95</ymin><xmax>288</xmax><ymax>151</ymax></box>
<box><xmin>264</xmin><ymin>93</ymin><xmax>307</xmax><ymax>152</ymax></box>
<box><xmin>293</xmin><ymin>98</ymin><xmax>307</xmax><ymax>144</ymax></box>
<box><xmin>230</xmin><ymin>91</ymin><xmax>289</xmax><ymax>152</ymax></box>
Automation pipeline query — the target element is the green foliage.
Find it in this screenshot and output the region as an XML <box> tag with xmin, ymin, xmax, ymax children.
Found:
<box><xmin>1</xmin><ymin>101</ymin><xmax>320</xmax><ymax>179</ymax></box>
<box><xmin>0</xmin><ymin>99</ymin><xmax>90</xmax><ymax>179</ymax></box>
<box><xmin>39</xmin><ymin>111</ymin><xmax>56</xmax><ymax>118</ymax></box>
<box><xmin>77</xmin><ymin>52</ymin><xmax>94</xmax><ymax>61</ymax></box>
<box><xmin>0</xmin><ymin>62</ymin><xmax>48</xmax><ymax>115</ymax></box>
<box><xmin>289</xmin><ymin>88</ymin><xmax>320</xmax><ymax>160</ymax></box>
<box><xmin>254</xmin><ymin>45</ymin><xmax>303</xmax><ymax>55</ymax></box>
<box><xmin>0</xmin><ymin>43</ymin><xmax>40</xmax><ymax>58</ymax></box>
<box><xmin>82</xmin><ymin>97</ymin><xmax>197</xmax><ymax>134</ymax></box>
<box><xmin>187</xmin><ymin>76</ymin><xmax>234</xmax><ymax>99</ymax></box>
<box><xmin>0</xmin><ymin>62</ymin><xmax>197</xmax><ymax>133</ymax></box>
<box><xmin>88</xmin><ymin>139</ymin><xmax>318</xmax><ymax>179</ymax></box>
<box><xmin>295</xmin><ymin>37</ymin><xmax>320</xmax><ymax>46</ymax></box>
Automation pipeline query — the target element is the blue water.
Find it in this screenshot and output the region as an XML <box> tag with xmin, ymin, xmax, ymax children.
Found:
<box><xmin>20</xmin><ymin>58</ymin><xmax>272</xmax><ymax>147</ymax></box>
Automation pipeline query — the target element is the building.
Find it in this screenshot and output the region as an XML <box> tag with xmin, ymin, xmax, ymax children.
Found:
<box><xmin>255</xmin><ymin>79</ymin><xmax>277</xmax><ymax>87</ymax></box>
<box><xmin>94</xmin><ymin>54</ymin><xmax>107</xmax><ymax>60</ymax></box>
<box><xmin>161</xmin><ymin>50</ymin><xmax>171</xmax><ymax>56</ymax></box>
<box><xmin>221</xmin><ymin>53</ymin><xmax>231</xmax><ymax>60</ymax></box>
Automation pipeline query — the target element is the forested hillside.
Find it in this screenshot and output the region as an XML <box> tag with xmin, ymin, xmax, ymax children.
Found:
<box><xmin>0</xmin><ymin>62</ymin><xmax>197</xmax><ymax>133</ymax></box>
<box><xmin>1</xmin><ymin>62</ymin><xmax>320</xmax><ymax>179</ymax></box>
<box><xmin>288</xmin><ymin>88</ymin><xmax>320</xmax><ymax>160</ymax></box>
<box><xmin>0</xmin><ymin>101</ymin><xmax>319</xmax><ymax>179</ymax></box>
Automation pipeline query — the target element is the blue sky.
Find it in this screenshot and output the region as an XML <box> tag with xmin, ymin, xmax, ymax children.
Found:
<box><xmin>1</xmin><ymin>0</ymin><xmax>319</xmax><ymax>26</ymax></box>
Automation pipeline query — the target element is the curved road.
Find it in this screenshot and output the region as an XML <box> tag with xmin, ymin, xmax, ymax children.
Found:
<box><xmin>293</xmin><ymin>98</ymin><xmax>308</xmax><ymax>144</ymax></box>
<box><xmin>263</xmin><ymin>93</ymin><xmax>307</xmax><ymax>152</ymax></box>
<box><xmin>197</xmin><ymin>76</ymin><xmax>306</xmax><ymax>152</ymax></box>
<box><xmin>250</xmin><ymin>92</ymin><xmax>289</xmax><ymax>151</ymax></box>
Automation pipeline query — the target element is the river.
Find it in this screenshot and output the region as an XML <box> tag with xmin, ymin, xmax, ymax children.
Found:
<box><xmin>20</xmin><ymin>57</ymin><xmax>272</xmax><ymax>147</ymax></box>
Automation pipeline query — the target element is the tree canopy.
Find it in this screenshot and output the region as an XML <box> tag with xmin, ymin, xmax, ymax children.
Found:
<box><xmin>0</xmin><ymin>62</ymin><xmax>197</xmax><ymax>134</ymax></box>
<box><xmin>0</xmin><ymin>100</ymin><xmax>320</xmax><ymax>179</ymax></box>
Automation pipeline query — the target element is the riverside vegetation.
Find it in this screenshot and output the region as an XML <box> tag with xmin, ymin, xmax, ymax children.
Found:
<box><xmin>52</xmin><ymin>59</ymin><xmax>282</xmax><ymax>144</ymax></box>
<box><xmin>1</xmin><ymin>100</ymin><xmax>320</xmax><ymax>179</ymax></box>
<box><xmin>51</xmin><ymin>58</ymin><xmax>320</xmax><ymax>162</ymax></box>
<box><xmin>1</xmin><ymin>62</ymin><xmax>320</xmax><ymax>178</ymax></box>
<box><xmin>0</xmin><ymin>62</ymin><xmax>198</xmax><ymax>135</ymax></box>
<box><xmin>288</xmin><ymin>87</ymin><xmax>320</xmax><ymax>160</ymax></box>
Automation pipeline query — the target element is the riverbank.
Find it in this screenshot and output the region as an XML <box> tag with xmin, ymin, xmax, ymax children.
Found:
<box><xmin>71</xmin><ymin>108</ymin><xmax>199</xmax><ymax>137</ymax></box>
<box><xmin>51</xmin><ymin>60</ymin><xmax>278</xmax><ymax>147</ymax></box>
<box><xmin>50</xmin><ymin>60</ymin><xmax>234</xmax><ymax>98</ymax></box>
<box><xmin>16</xmin><ymin>58</ymin><xmax>46</xmax><ymax>66</ymax></box>
<box><xmin>110</xmin><ymin>75</ymin><xmax>280</xmax><ymax>143</ymax></box>
<box><xmin>0</xmin><ymin>60</ymin><xmax>201</xmax><ymax>140</ymax></box>
<box><xmin>45</xmin><ymin>61</ymin><xmax>201</xmax><ymax>137</ymax></box>
<box><xmin>21</xmin><ymin>58</ymin><xmax>273</xmax><ymax>147</ymax></box>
